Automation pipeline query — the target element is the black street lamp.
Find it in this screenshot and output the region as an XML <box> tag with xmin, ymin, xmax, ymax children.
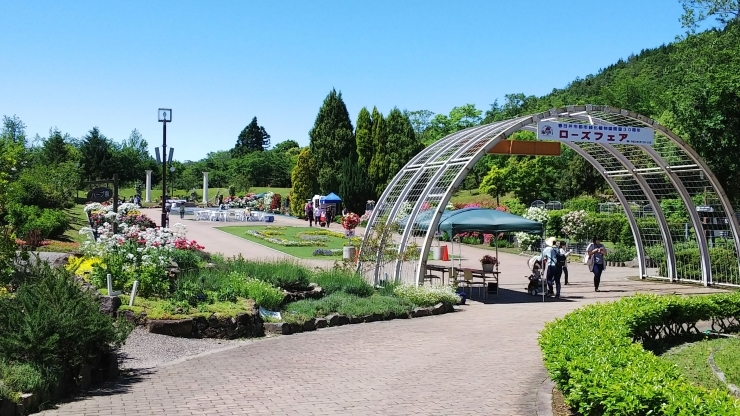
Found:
<box><xmin>157</xmin><ymin>108</ymin><xmax>172</xmax><ymax>228</ymax></box>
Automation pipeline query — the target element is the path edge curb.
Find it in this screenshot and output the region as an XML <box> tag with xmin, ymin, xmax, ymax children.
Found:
<box><xmin>536</xmin><ymin>376</ymin><xmax>555</xmax><ymax>416</ymax></box>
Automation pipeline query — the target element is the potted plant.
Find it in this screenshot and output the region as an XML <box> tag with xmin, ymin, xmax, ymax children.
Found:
<box><xmin>341</xmin><ymin>212</ymin><xmax>361</xmax><ymax>260</ymax></box>
<box><xmin>480</xmin><ymin>254</ymin><xmax>498</xmax><ymax>272</ymax></box>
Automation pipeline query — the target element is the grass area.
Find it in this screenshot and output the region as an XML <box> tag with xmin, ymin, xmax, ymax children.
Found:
<box><xmin>218</xmin><ymin>225</ymin><xmax>352</xmax><ymax>259</ymax></box>
<box><xmin>660</xmin><ymin>337</ymin><xmax>740</xmax><ymax>393</ymax></box>
<box><xmin>449</xmin><ymin>189</ymin><xmax>519</xmax><ymax>206</ymax></box>
<box><xmin>118</xmin><ymin>295</ymin><xmax>255</xmax><ymax>320</ymax></box>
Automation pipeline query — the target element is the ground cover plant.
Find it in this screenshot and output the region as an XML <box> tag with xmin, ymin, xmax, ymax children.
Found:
<box><xmin>539</xmin><ymin>293</ymin><xmax>740</xmax><ymax>415</ymax></box>
<box><xmin>218</xmin><ymin>225</ymin><xmax>360</xmax><ymax>259</ymax></box>
<box><xmin>661</xmin><ymin>337</ymin><xmax>740</xmax><ymax>392</ymax></box>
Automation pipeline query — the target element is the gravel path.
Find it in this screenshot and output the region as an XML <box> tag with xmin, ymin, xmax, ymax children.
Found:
<box><xmin>118</xmin><ymin>327</ymin><xmax>257</xmax><ymax>370</ymax></box>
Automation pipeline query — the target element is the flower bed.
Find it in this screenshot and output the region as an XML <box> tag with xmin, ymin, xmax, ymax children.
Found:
<box><xmin>312</xmin><ymin>249</ymin><xmax>342</xmax><ymax>256</ymax></box>
<box><xmin>539</xmin><ymin>293</ymin><xmax>740</xmax><ymax>415</ymax></box>
<box><xmin>246</xmin><ymin>230</ymin><xmax>319</xmax><ymax>247</ymax></box>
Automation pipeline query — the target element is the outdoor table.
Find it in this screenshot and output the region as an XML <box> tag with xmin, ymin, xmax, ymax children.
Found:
<box><xmin>425</xmin><ymin>264</ymin><xmax>450</xmax><ymax>285</ymax></box>
<box><xmin>454</xmin><ymin>268</ymin><xmax>500</xmax><ymax>295</ymax></box>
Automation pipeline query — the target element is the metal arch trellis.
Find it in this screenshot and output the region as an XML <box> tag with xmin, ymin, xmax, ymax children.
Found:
<box><xmin>357</xmin><ymin>105</ymin><xmax>740</xmax><ymax>288</ymax></box>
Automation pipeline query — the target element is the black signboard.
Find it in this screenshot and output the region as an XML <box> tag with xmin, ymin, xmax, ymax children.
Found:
<box><xmin>87</xmin><ymin>187</ymin><xmax>113</xmax><ymax>203</ymax></box>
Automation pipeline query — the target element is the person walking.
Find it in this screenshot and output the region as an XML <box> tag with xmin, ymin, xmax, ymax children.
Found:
<box><xmin>305</xmin><ymin>201</ymin><xmax>314</xmax><ymax>227</ymax></box>
<box><xmin>179</xmin><ymin>203</ymin><xmax>186</xmax><ymax>220</ymax></box>
<box><xmin>541</xmin><ymin>237</ymin><xmax>561</xmax><ymax>297</ymax></box>
<box><xmin>586</xmin><ymin>236</ymin><xmax>607</xmax><ymax>292</ymax></box>
<box><xmin>326</xmin><ymin>208</ymin><xmax>334</xmax><ymax>228</ymax></box>
<box><xmin>559</xmin><ymin>241</ymin><xmax>572</xmax><ymax>285</ymax></box>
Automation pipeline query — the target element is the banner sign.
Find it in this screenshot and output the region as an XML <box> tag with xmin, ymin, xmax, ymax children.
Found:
<box><xmin>537</xmin><ymin>121</ymin><xmax>654</xmax><ymax>146</ymax></box>
<box><xmin>87</xmin><ymin>187</ymin><xmax>113</xmax><ymax>203</ymax></box>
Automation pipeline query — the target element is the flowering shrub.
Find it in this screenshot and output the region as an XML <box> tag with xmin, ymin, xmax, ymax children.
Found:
<box><xmin>302</xmin><ymin>229</ymin><xmax>347</xmax><ymax>238</ymax></box>
<box><xmin>298</xmin><ymin>234</ymin><xmax>330</xmax><ymax>242</ymax></box>
<box><xmin>341</xmin><ymin>213</ymin><xmax>360</xmax><ymax>230</ymax></box>
<box><xmin>312</xmin><ymin>249</ymin><xmax>342</xmax><ymax>256</ymax></box>
<box><xmin>270</xmin><ymin>194</ymin><xmax>282</xmax><ymax>211</ymax></box>
<box><xmin>393</xmin><ymin>284</ymin><xmax>461</xmax><ymax>307</ymax></box>
<box><xmin>523</xmin><ymin>206</ymin><xmax>549</xmax><ymax>223</ymax></box>
<box><xmin>561</xmin><ymin>210</ymin><xmax>589</xmax><ymax>241</ymax></box>
<box><xmin>516</xmin><ymin>232</ymin><xmax>539</xmax><ymax>251</ymax></box>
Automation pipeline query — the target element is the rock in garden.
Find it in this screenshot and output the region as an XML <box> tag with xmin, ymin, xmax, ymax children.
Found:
<box><xmin>314</xmin><ymin>317</ymin><xmax>328</xmax><ymax>328</ymax></box>
<box><xmin>431</xmin><ymin>303</ymin><xmax>445</xmax><ymax>315</ymax></box>
<box><xmin>264</xmin><ymin>322</ymin><xmax>292</xmax><ymax>335</ymax></box>
<box><xmin>349</xmin><ymin>316</ymin><xmax>362</xmax><ymax>324</ymax></box>
<box><xmin>413</xmin><ymin>307</ymin><xmax>430</xmax><ymax>318</ymax></box>
<box><xmin>326</xmin><ymin>314</ymin><xmax>339</xmax><ymax>326</ymax></box>
<box><xmin>148</xmin><ymin>319</ymin><xmax>193</xmax><ymax>337</ymax></box>
<box><xmin>99</xmin><ymin>296</ymin><xmax>121</xmax><ymax>316</ymax></box>
<box><xmin>336</xmin><ymin>315</ymin><xmax>350</xmax><ymax>326</ymax></box>
<box><xmin>119</xmin><ymin>310</ymin><xmax>136</xmax><ymax>324</ymax></box>
<box><xmin>303</xmin><ymin>319</ymin><xmax>316</xmax><ymax>331</ymax></box>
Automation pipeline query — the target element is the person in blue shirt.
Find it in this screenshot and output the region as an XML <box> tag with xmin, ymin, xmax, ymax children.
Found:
<box><xmin>541</xmin><ymin>237</ymin><xmax>561</xmax><ymax>297</ymax></box>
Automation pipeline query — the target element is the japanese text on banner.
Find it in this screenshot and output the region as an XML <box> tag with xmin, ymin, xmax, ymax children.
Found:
<box><xmin>536</xmin><ymin>121</ymin><xmax>654</xmax><ymax>146</ymax></box>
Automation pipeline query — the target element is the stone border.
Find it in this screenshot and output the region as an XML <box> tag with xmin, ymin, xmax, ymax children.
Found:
<box><xmin>535</xmin><ymin>377</ymin><xmax>555</xmax><ymax>416</ymax></box>
<box><xmin>263</xmin><ymin>302</ymin><xmax>455</xmax><ymax>336</ymax></box>
<box><xmin>708</xmin><ymin>347</ymin><xmax>740</xmax><ymax>397</ymax></box>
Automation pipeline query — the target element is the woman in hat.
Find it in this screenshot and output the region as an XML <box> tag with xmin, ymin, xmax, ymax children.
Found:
<box><xmin>586</xmin><ymin>236</ymin><xmax>607</xmax><ymax>291</ymax></box>
<box><xmin>541</xmin><ymin>237</ymin><xmax>561</xmax><ymax>297</ymax></box>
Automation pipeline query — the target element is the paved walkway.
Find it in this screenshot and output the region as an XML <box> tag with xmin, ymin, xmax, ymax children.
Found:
<box><xmin>42</xmin><ymin>211</ymin><xmax>724</xmax><ymax>415</ymax></box>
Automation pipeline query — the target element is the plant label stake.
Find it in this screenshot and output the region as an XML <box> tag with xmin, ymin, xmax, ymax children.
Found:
<box><xmin>107</xmin><ymin>273</ymin><xmax>113</xmax><ymax>296</ymax></box>
<box><xmin>129</xmin><ymin>280</ymin><xmax>139</xmax><ymax>306</ymax></box>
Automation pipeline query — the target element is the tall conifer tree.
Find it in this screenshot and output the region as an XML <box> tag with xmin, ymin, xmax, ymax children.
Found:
<box><xmin>308</xmin><ymin>89</ymin><xmax>355</xmax><ymax>193</ymax></box>
<box><xmin>290</xmin><ymin>147</ymin><xmax>317</xmax><ymax>217</ymax></box>
<box><xmin>385</xmin><ymin>108</ymin><xmax>423</xmax><ymax>178</ymax></box>
<box><xmin>232</xmin><ymin>117</ymin><xmax>270</xmax><ymax>156</ymax></box>
<box><xmin>368</xmin><ymin>107</ymin><xmax>388</xmax><ymax>197</ymax></box>
<box><xmin>355</xmin><ymin>107</ymin><xmax>373</xmax><ymax>170</ymax></box>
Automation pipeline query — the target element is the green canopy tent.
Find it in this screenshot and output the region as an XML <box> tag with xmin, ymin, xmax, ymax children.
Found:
<box><xmin>435</xmin><ymin>208</ymin><xmax>543</xmax><ymax>270</ymax></box>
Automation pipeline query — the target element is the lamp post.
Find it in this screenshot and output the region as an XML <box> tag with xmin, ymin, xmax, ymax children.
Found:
<box><xmin>158</xmin><ymin>108</ymin><xmax>172</xmax><ymax>228</ymax></box>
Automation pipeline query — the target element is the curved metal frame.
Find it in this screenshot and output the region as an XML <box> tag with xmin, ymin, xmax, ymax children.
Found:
<box><xmin>358</xmin><ymin>105</ymin><xmax>740</xmax><ymax>288</ymax></box>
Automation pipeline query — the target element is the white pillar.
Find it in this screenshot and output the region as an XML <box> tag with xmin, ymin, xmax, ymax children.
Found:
<box><xmin>145</xmin><ymin>170</ymin><xmax>153</xmax><ymax>202</ymax></box>
<box><xmin>202</xmin><ymin>172</ymin><xmax>209</xmax><ymax>204</ymax></box>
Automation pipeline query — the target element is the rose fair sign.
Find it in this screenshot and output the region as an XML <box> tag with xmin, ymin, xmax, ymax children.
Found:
<box><xmin>537</xmin><ymin>121</ymin><xmax>654</xmax><ymax>146</ymax></box>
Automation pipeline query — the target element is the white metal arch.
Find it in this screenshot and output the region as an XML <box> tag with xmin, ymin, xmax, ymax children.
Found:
<box><xmin>359</xmin><ymin>105</ymin><xmax>740</xmax><ymax>288</ymax></box>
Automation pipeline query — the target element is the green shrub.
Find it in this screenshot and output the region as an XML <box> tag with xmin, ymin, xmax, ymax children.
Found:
<box><xmin>312</xmin><ymin>270</ymin><xmax>374</xmax><ymax>297</ymax></box>
<box><xmin>170</xmin><ymin>249</ymin><xmax>201</xmax><ymax>272</ymax></box>
<box><xmin>212</xmin><ymin>256</ymin><xmax>310</xmax><ymax>289</ymax></box>
<box><xmin>539</xmin><ymin>294</ymin><xmax>740</xmax><ymax>415</ymax></box>
<box><xmin>0</xmin><ymin>361</ymin><xmax>47</xmax><ymax>402</ymax></box>
<box><xmin>565</xmin><ymin>195</ymin><xmax>600</xmax><ymax>212</ymax></box>
<box><xmin>605</xmin><ymin>244</ymin><xmax>636</xmax><ymax>262</ymax></box>
<box><xmin>282</xmin><ymin>292</ymin><xmax>415</xmax><ymax>324</ymax></box>
<box><xmin>243</xmin><ymin>279</ymin><xmax>284</xmax><ymax>310</ymax></box>
<box><xmin>5</xmin><ymin>203</ymin><xmax>69</xmax><ymax>240</ymax></box>
<box><xmin>393</xmin><ymin>284</ymin><xmax>461</xmax><ymax>307</ymax></box>
<box><xmin>0</xmin><ymin>265</ymin><xmax>130</xmax><ymax>398</ymax></box>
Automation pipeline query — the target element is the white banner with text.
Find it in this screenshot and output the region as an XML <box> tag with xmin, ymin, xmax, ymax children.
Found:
<box><xmin>537</xmin><ymin>121</ymin><xmax>654</xmax><ymax>146</ymax></box>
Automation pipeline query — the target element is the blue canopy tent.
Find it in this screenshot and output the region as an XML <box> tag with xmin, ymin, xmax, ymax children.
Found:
<box><xmin>320</xmin><ymin>192</ymin><xmax>342</xmax><ymax>204</ymax></box>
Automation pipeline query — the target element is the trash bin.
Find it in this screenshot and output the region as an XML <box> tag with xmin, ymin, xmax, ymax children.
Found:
<box><xmin>432</xmin><ymin>246</ymin><xmax>442</xmax><ymax>260</ymax></box>
<box><xmin>263</xmin><ymin>215</ymin><xmax>274</xmax><ymax>223</ymax></box>
<box><xmin>343</xmin><ymin>246</ymin><xmax>356</xmax><ymax>260</ymax></box>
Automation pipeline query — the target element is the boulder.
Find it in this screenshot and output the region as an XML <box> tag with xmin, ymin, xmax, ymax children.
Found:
<box><xmin>0</xmin><ymin>399</ymin><xmax>17</xmax><ymax>416</ymax></box>
<box><xmin>193</xmin><ymin>316</ymin><xmax>209</xmax><ymax>334</ymax></box>
<box><xmin>119</xmin><ymin>310</ymin><xmax>136</xmax><ymax>324</ymax></box>
<box><xmin>413</xmin><ymin>307</ymin><xmax>430</xmax><ymax>318</ymax></box>
<box><xmin>431</xmin><ymin>303</ymin><xmax>445</xmax><ymax>315</ymax></box>
<box><xmin>326</xmin><ymin>314</ymin><xmax>339</xmax><ymax>326</ymax></box>
<box><xmin>314</xmin><ymin>317</ymin><xmax>328</xmax><ymax>328</ymax></box>
<box><xmin>148</xmin><ymin>319</ymin><xmax>193</xmax><ymax>337</ymax></box>
<box><xmin>264</xmin><ymin>322</ymin><xmax>292</xmax><ymax>335</ymax></box>
<box><xmin>349</xmin><ymin>316</ymin><xmax>362</xmax><ymax>324</ymax></box>
<box><xmin>303</xmin><ymin>319</ymin><xmax>316</xmax><ymax>331</ymax></box>
<box><xmin>99</xmin><ymin>296</ymin><xmax>122</xmax><ymax>316</ymax></box>
<box><xmin>336</xmin><ymin>315</ymin><xmax>350</xmax><ymax>326</ymax></box>
<box><xmin>387</xmin><ymin>311</ymin><xmax>398</xmax><ymax>320</ymax></box>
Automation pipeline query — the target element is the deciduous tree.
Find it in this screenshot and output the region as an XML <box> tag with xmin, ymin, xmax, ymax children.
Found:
<box><xmin>290</xmin><ymin>147</ymin><xmax>318</xmax><ymax>217</ymax></box>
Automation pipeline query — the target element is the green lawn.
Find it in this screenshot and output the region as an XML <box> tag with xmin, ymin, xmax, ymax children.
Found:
<box><xmin>218</xmin><ymin>225</ymin><xmax>352</xmax><ymax>259</ymax></box>
<box><xmin>661</xmin><ymin>337</ymin><xmax>740</xmax><ymax>393</ymax></box>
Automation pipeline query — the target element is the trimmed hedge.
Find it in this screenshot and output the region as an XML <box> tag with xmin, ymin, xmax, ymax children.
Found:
<box><xmin>539</xmin><ymin>293</ymin><xmax>740</xmax><ymax>415</ymax></box>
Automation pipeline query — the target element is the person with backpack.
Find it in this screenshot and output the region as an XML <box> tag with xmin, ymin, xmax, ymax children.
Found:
<box><xmin>541</xmin><ymin>237</ymin><xmax>562</xmax><ymax>298</ymax></box>
<box><xmin>558</xmin><ymin>241</ymin><xmax>572</xmax><ymax>285</ymax></box>
<box><xmin>586</xmin><ymin>236</ymin><xmax>607</xmax><ymax>292</ymax></box>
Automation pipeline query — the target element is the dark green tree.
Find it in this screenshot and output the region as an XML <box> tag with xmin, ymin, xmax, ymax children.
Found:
<box><xmin>368</xmin><ymin>107</ymin><xmax>388</xmax><ymax>197</ymax></box>
<box><xmin>39</xmin><ymin>128</ymin><xmax>72</xmax><ymax>165</ymax></box>
<box><xmin>385</xmin><ymin>108</ymin><xmax>423</xmax><ymax>181</ymax></box>
<box><xmin>339</xmin><ymin>157</ymin><xmax>373</xmax><ymax>213</ymax></box>
<box><xmin>355</xmin><ymin>107</ymin><xmax>373</xmax><ymax>170</ymax></box>
<box><xmin>272</xmin><ymin>140</ymin><xmax>299</xmax><ymax>153</ymax></box>
<box><xmin>79</xmin><ymin>127</ymin><xmax>113</xmax><ymax>180</ymax></box>
<box><xmin>232</xmin><ymin>117</ymin><xmax>270</xmax><ymax>156</ymax></box>
<box><xmin>308</xmin><ymin>89</ymin><xmax>355</xmax><ymax>193</ymax></box>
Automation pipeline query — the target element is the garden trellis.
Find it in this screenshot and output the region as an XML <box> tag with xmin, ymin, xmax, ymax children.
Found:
<box><xmin>358</xmin><ymin>105</ymin><xmax>740</xmax><ymax>287</ymax></box>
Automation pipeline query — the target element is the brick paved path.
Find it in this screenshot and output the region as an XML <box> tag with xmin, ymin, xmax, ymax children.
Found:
<box><xmin>42</xmin><ymin>212</ymin><xmax>722</xmax><ymax>415</ymax></box>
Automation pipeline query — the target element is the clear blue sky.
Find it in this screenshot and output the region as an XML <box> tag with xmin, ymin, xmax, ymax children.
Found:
<box><xmin>1</xmin><ymin>0</ymin><xmax>689</xmax><ymax>162</ymax></box>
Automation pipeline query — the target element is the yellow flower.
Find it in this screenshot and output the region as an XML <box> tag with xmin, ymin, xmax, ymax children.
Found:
<box><xmin>66</xmin><ymin>256</ymin><xmax>102</xmax><ymax>276</ymax></box>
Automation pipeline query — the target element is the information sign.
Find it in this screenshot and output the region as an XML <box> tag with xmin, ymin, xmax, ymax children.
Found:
<box><xmin>87</xmin><ymin>187</ymin><xmax>113</xmax><ymax>203</ymax></box>
<box><xmin>537</xmin><ymin>121</ymin><xmax>654</xmax><ymax>146</ymax></box>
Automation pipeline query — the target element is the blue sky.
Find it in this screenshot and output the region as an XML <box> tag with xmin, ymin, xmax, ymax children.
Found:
<box><xmin>1</xmin><ymin>0</ymin><xmax>689</xmax><ymax>162</ymax></box>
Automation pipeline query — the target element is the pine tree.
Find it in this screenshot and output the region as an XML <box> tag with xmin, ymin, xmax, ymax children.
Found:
<box><xmin>368</xmin><ymin>107</ymin><xmax>388</xmax><ymax>197</ymax></box>
<box><xmin>40</xmin><ymin>128</ymin><xmax>71</xmax><ymax>165</ymax></box>
<box><xmin>290</xmin><ymin>147</ymin><xmax>318</xmax><ymax>217</ymax></box>
<box><xmin>339</xmin><ymin>157</ymin><xmax>373</xmax><ymax>214</ymax></box>
<box><xmin>385</xmin><ymin>108</ymin><xmax>423</xmax><ymax>180</ymax></box>
<box><xmin>355</xmin><ymin>107</ymin><xmax>373</xmax><ymax>170</ymax></box>
<box><xmin>232</xmin><ymin>117</ymin><xmax>270</xmax><ymax>156</ymax></box>
<box><xmin>308</xmin><ymin>89</ymin><xmax>355</xmax><ymax>193</ymax></box>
